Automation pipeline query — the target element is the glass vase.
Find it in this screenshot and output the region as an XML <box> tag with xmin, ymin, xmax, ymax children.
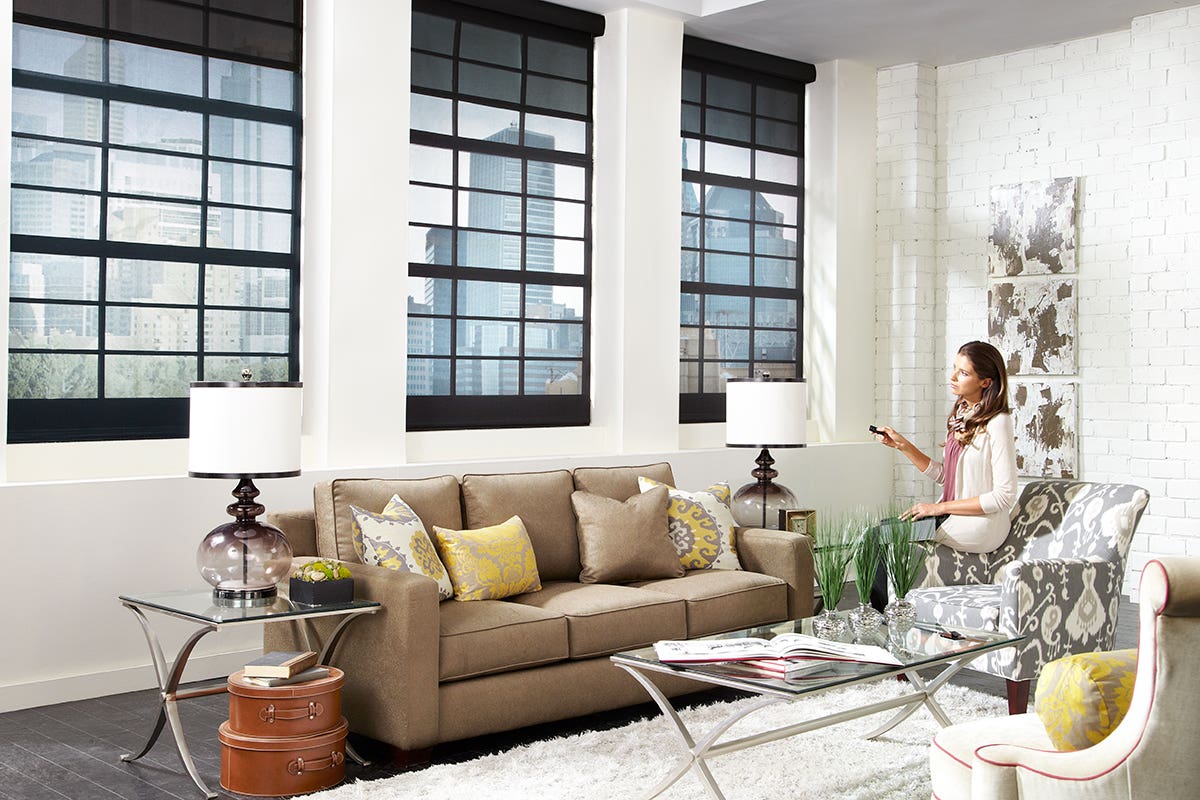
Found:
<box><xmin>849</xmin><ymin>602</ymin><xmax>885</xmax><ymax>636</ymax></box>
<box><xmin>812</xmin><ymin>608</ymin><xmax>850</xmax><ymax>640</ymax></box>
<box><xmin>884</xmin><ymin>595</ymin><xmax>916</xmax><ymax>628</ymax></box>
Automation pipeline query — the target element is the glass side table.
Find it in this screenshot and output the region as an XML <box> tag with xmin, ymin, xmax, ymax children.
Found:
<box><xmin>118</xmin><ymin>589</ymin><xmax>381</xmax><ymax>798</ymax></box>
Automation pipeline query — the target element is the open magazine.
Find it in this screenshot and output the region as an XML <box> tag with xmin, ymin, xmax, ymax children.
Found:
<box><xmin>653</xmin><ymin>633</ymin><xmax>901</xmax><ymax>667</ymax></box>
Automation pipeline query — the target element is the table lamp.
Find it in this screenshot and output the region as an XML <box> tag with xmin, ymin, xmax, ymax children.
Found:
<box><xmin>189</xmin><ymin>371</ymin><xmax>302</xmax><ymax>602</ymax></box>
<box><xmin>725</xmin><ymin>376</ymin><xmax>806</xmax><ymax>529</ymax></box>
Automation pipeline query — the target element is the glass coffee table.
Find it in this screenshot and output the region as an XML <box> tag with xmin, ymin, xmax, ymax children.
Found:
<box><xmin>611</xmin><ymin>613</ymin><xmax>1022</xmax><ymax>800</ymax></box>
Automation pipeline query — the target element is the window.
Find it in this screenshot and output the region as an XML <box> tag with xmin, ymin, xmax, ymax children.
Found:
<box><xmin>679</xmin><ymin>38</ymin><xmax>815</xmax><ymax>423</ymax></box>
<box><xmin>8</xmin><ymin>1</ymin><xmax>302</xmax><ymax>443</ymax></box>
<box><xmin>407</xmin><ymin>0</ymin><xmax>603</xmax><ymax>431</ymax></box>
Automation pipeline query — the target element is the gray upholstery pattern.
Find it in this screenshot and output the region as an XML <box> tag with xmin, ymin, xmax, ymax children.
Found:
<box><xmin>909</xmin><ymin>480</ymin><xmax>1149</xmax><ymax>682</ymax></box>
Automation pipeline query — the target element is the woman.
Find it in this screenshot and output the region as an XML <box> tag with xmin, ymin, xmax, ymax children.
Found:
<box><xmin>870</xmin><ymin>340</ymin><xmax>1019</xmax><ymax>609</ymax></box>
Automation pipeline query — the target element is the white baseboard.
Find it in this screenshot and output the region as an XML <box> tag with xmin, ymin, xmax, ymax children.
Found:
<box><xmin>0</xmin><ymin>648</ymin><xmax>260</xmax><ymax>713</ymax></box>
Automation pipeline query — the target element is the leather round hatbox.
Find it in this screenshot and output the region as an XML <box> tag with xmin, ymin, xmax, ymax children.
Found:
<box><xmin>227</xmin><ymin>667</ymin><xmax>344</xmax><ymax>739</ymax></box>
<box><xmin>219</xmin><ymin>716</ymin><xmax>348</xmax><ymax>797</ymax></box>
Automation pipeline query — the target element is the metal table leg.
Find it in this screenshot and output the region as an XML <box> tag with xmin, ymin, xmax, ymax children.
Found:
<box><xmin>120</xmin><ymin>604</ymin><xmax>219</xmax><ymax>799</ymax></box>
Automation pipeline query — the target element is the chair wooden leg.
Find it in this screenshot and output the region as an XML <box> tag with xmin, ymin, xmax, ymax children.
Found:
<box><xmin>1006</xmin><ymin>679</ymin><xmax>1032</xmax><ymax>715</ymax></box>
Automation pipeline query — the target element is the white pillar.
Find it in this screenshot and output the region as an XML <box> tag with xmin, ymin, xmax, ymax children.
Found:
<box><xmin>593</xmin><ymin>8</ymin><xmax>684</xmax><ymax>454</ymax></box>
<box><xmin>303</xmin><ymin>0</ymin><xmax>411</xmax><ymax>469</ymax></box>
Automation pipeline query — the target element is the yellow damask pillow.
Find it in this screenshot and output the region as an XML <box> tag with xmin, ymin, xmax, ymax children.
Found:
<box><xmin>350</xmin><ymin>495</ymin><xmax>454</xmax><ymax>600</ymax></box>
<box><xmin>433</xmin><ymin>515</ymin><xmax>542</xmax><ymax>601</ymax></box>
<box><xmin>1035</xmin><ymin>648</ymin><xmax>1137</xmax><ymax>751</ymax></box>
<box><xmin>638</xmin><ymin>477</ymin><xmax>741</xmax><ymax>571</ymax></box>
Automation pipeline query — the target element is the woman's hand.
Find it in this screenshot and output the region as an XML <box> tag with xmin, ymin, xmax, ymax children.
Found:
<box><xmin>900</xmin><ymin>503</ymin><xmax>942</xmax><ymax>521</ymax></box>
<box><xmin>874</xmin><ymin>425</ymin><xmax>911</xmax><ymax>452</ymax></box>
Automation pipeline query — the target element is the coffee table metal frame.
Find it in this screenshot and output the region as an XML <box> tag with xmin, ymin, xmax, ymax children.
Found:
<box><xmin>118</xmin><ymin>589</ymin><xmax>381</xmax><ymax>798</ymax></box>
<box><xmin>611</xmin><ymin>615</ymin><xmax>1022</xmax><ymax>800</ymax></box>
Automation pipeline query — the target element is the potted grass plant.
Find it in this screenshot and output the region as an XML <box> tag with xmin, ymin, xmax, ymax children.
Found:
<box><xmin>880</xmin><ymin>510</ymin><xmax>930</xmax><ymax>627</ymax></box>
<box><xmin>810</xmin><ymin>511</ymin><xmax>858</xmax><ymax>639</ymax></box>
<box><xmin>849</xmin><ymin>516</ymin><xmax>886</xmax><ymax>635</ymax></box>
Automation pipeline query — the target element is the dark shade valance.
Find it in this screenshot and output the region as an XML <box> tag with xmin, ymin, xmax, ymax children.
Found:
<box><xmin>417</xmin><ymin>0</ymin><xmax>605</xmax><ymax>39</ymax></box>
<box><xmin>684</xmin><ymin>35</ymin><xmax>816</xmax><ymax>86</ymax></box>
<box><xmin>14</xmin><ymin>0</ymin><xmax>302</xmax><ymax>70</ymax></box>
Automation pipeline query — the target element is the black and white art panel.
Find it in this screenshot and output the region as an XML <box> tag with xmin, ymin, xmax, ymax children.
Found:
<box><xmin>987</xmin><ymin>177</ymin><xmax>1078</xmax><ymax>277</ymax></box>
<box><xmin>1011</xmin><ymin>381</ymin><xmax>1078</xmax><ymax>479</ymax></box>
<box><xmin>988</xmin><ymin>278</ymin><xmax>1077</xmax><ymax>375</ymax></box>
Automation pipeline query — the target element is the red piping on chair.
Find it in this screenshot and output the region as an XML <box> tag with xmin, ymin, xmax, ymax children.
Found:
<box><xmin>974</xmin><ymin>559</ymin><xmax>1166</xmax><ymax>783</ymax></box>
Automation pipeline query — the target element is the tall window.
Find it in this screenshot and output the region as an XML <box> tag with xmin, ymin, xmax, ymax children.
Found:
<box><xmin>679</xmin><ymin>39</ymin><xmax>815</xmax><ymax>423</ymax></box>
<box><xmin>8</xmin><ymin>1</ymin><xmax>302</xmax><ymax>443</ymax></box>
<box><xmin>407</xmin><ymin>0</ymin><xmax>603</xmax><ymax>431</ymax></box>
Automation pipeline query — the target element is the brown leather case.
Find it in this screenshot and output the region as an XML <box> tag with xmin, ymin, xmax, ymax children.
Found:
<box><xmin>218</xmin><ymin>717</ymin><xmax>348</xmax><ymax>797</ymax></box>
<box><xmin>227</xmin><ymin>667</ymin><xmax>344</xmax><ymax>739</ymax></box>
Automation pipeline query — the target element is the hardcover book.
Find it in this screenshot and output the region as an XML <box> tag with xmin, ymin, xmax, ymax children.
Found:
<box><xmin>242</xmin><ymin>665</ymin><xmax>331</xmax><ymax>687</ymax></box>
<box><xmin>652</xmin><ymin>634</ymin><xmax>901</xmax><ymax>666</ymax></box>
<box><xmin>243</xmin><ymin>650</ymin><xmax>319</xmax><ymax>678</ymax></box>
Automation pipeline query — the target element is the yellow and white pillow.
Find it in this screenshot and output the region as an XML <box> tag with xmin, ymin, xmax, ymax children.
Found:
<box><xmin>638</xmin><ymin>477</ymin><xmax>741</xmax><ymax>571</ymax></box>
<box><xmin>433</xmin><ymin>515</ymin><xmax>542</xmax><ymax>601</ymax></box>
<box><xmin>1035</xmin><ymin>648</ymin><xmax>1137</xmax><ymax>751</ymax></box>
<box><xmin>350</xmin><ymin>494</ymin><xmax>454</xmax><ymax>600</ymax></box>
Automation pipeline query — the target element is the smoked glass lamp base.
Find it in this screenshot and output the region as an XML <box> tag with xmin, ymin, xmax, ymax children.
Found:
<box><xmin>731</xmin><ymin>480</ymin><xmax>799</xmax><ymax>530</ymax></box>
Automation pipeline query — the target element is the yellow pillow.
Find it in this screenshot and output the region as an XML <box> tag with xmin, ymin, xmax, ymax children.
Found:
<box><xmin>637</xmin><ymin>477</ymin><xmax>741</xmax><ymax>571</ymax></box>
<box><xmin>1034</xmin><ymin>649</ymin><xmax>1137</xmax><ymax>751</ymax></box>
<box><xmin>433</xmin><ymin>515</ymin><xmax>542</xmax><ymax>601</ymax></box>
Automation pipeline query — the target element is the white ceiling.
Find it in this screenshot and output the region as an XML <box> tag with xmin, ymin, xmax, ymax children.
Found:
<box><xmin>562</xmin><ymin>0</ymin><xmax>1192</xmax><ymax>66</ymax></box>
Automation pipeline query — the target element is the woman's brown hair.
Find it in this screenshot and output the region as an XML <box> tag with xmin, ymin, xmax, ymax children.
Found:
<box><xmin>949</xmin><ymin>340</ymin><xmax>1010</xmax><ymax>444</ymax></box>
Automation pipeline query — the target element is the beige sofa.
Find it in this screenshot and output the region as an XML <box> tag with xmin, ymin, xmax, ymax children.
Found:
<box><xmin>265</xmin><ymin>462</ymin><xmax>814</xmax><ymax>760</ymax></box>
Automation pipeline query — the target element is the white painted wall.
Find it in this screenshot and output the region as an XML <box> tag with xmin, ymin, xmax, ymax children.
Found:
<box><xmin>875</xmin><ymin>5</ymin><xmax>1200</xmax><ymax>597</ymax></box>
<box><xmin>0</xmin><ymin>4</ymin><xmax>891</xmax><ymax>711</ymax></box>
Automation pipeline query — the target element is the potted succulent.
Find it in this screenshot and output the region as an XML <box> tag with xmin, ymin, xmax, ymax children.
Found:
<box><xmin>289</xmin><ymin>558</ymin><xmax>354</xmax><ymax>605</ymax></box>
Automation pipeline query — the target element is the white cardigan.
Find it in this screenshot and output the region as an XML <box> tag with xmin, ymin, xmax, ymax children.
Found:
<box><xmin>922</xmin><ymin>412</ymin><xmax>1019</xmax><ymax>553</ymax></box>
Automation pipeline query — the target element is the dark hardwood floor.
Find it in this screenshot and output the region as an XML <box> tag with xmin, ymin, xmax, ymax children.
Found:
<box><xmin>1</xmin><ymin>597</ymin><xmax>1138</xmax><ymax>800</ymax></box>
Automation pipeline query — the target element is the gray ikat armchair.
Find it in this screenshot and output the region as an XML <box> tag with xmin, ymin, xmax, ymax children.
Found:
<box><xmin>908</xmin><ymin>480</ymin><xmax>1150</xmax><ymax>713</ymax></box>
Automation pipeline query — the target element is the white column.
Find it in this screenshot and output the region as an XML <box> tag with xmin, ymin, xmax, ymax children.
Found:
<box><xmin>303</xmin><ymin>0</ymin><xmax>411</xmax><ymax>469</ymax></box>
<box><xmin>806</xmin><ymin>60</ymin><xmax>879</xmax><ymax>444</ymax></box>
<box><xmin>593</xmin><ymin>8</ymin><xmax>684</xmax><ymax>454</ymax></box>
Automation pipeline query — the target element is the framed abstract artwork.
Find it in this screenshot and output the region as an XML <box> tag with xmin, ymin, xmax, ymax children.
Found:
<box><xmin>1011</xmin><ymin>381</ymin><xmax>1078</xmax><ymax>479</ymax></box>
<box><xmin>988</xmin><ymin>178</ymin><xmax>1078</xmax><ymax>277</ymax></box>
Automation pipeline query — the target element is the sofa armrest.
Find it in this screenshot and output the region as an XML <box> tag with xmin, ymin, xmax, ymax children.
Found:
<box><xmin>266</xmin><ymin>508</ymin><xmax>319</xmax><ymax>558</ymax></box>
<box><xmin>735</xmin><ymin>527</ymin><xmax>814</xmax><ymax>619</ymax></box>
<box><xmin>264</xmin><ymin>559</ymin><xmax>442</xmax><ymax>751</ymax></box>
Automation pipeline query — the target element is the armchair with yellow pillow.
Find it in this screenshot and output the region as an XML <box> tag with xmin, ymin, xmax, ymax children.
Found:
<box><xmin>930</xmin><ymin>556</ymin><xmax>1200</xmax><ymax>800</ymax></box>
<box><xmin>262</xmin><ymin>462</ymin><xmax>814</xmax><ymax>764</ymax></box>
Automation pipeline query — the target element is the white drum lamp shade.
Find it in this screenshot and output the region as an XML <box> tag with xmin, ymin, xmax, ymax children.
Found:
<box><xmin>725</xmin><ymin>377</ymin><xmax>806</xmax><ymax>529</ymax></box>
<box><xmin>189</xmin><ymin>379</ymin><xmax>303</xmax><ymax>602</ymax></box>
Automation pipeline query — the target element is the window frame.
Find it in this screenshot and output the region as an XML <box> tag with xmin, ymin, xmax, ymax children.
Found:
<box><xmin>679</xmin><ymin>38</ymin><xmax>815</xmax><ymax>424</ymax></box>
<box><xmin>406</xmin><ymin>0</ymin><xmax>601</xmax><ymax>432</ymax></box>
<box><xmin>8</xmin><ymin>4</ymin><xmax>303</xmax><ymax>443</ymax></box>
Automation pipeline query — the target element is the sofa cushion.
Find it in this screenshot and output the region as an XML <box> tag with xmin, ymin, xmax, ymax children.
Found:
<box><xmin>511</xmin><ymin>581</ymin><xmax>686</xmax><ymax>658</ymax></box>
<box><xmin>439</xmin><ymin>599</ymin><xmax>568</xmax><ymax>682</ymax></box>
<box><xmin>1035</xmin><ymin>649</ymin><xmax>1137</xmax><ymax>751</ymax></box>
<box><xmin>632</xmin><ymin>570</ymin><xmax>788</xmax><ymax>637</ymax></box>
<box><xmin>571</xmin><ymin>486</ymin><xmax>683</xmax><ymax>584</ymax></box>
<box><xmin>315</xmin><ymin>476</ymin><xmax>462</xmax><ymax>562</ymax></box>
<box><xmin>638</xmin><ymin>477</ymin><xmax>741</xmax><ymax>571</ymax></box>
<box><xmin>461</xmin><ymin>470</ymin><xmax>579</xmax><ymax>581</ymax></box>
<box><xmin>572</xmin><ymin>462</ymin><xmax>675</xmax><ymax>501</ymax></box>
<box><xmin>351</xmin><ymin>495</ymin><xmax>454</xmax><ymax>600</ymax></box>
<box><xmin>434</xmin><ymin>516</ymin><xmax>542</xmax><ymax>602</ymax></box>
<box><xmin>910</xmin><ymin>583</ymin><xmax>1001</xmax><ymax>631</ymax></box>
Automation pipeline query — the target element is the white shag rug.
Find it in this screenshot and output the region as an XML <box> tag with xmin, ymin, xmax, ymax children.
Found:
<box><xmin>303</xmin><ymin>682</ymin><xmax>1006</xmax><ymax>800</ymax></box>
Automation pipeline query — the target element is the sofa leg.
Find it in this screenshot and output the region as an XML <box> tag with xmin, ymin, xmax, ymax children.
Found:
<box><xmin>1005</xmin><ymin>679</ymin><xmax>1031</xmax><ymax>715</ymax></box>
<box><xmin>385</xmin><ymin>746</ymin><xmax>432</xmax><ymax>771</ymax></box>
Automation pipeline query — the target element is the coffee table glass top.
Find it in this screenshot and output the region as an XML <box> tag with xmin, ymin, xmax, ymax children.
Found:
<box><xmin>613</xmin><ymin>612</ymin><xmax>1022</xmax><ymax>697</ymax></box>
<box><xmin>120</xmin><ymin>588</ymin><xmax>380</xmax><ymax>625</ymax></box>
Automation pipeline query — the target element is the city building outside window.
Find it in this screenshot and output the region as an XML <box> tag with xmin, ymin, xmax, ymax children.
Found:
<box><xmin>7</xmin><ymin>1</ymin><xmax>302</xmax><ymax>442</ymax></box>
<box><xmin>407</xmin><ymin>0</ymin><xmax>603</xmax><ymax>431</ymax></box>
<box><xmin>679</xmin><ymin>38</ymin><xmax>815</xmax><ymax>423</ymax></box>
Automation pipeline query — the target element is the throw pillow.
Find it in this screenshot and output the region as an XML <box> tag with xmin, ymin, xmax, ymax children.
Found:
<box><xmin>1034</xmin><ymin>648</ymin><xmax>1137</xmax><ymax>751</ymax></box>
<box><xmin>570</xmin><ymin>485</ymin><xmax>683</xmax><ymax>584</ymax></box>
<box><xmin>433</xmin><ymin>515</ymin><xmax>542</xmax><ymax>601</ymax></box>
<box><xmin>350</xmin><ymin>495</ymin><xmax>454</xmax><ymax>600</ymax></box>
<box><xmin>638</xmin><ymin>477</ymin><xmax>741</xmax><ymax>571</ymax></box>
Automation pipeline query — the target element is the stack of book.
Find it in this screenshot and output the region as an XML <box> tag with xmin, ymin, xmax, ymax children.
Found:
<box><xmin>653</xmin><ymin>633</ymin><xmax>902</xmax><ymax>679</ymax></box>
<box><xmin>241</xmin><ymin>650</ymin><xmax>330</xmax><ymax>687</ymax></box>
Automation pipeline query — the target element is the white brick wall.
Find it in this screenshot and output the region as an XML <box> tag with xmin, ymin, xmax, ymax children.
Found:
<box><xmin>876</xmin><ymin>7</ymin><xmax>1200</xmax><ymax>598</ymax></box>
